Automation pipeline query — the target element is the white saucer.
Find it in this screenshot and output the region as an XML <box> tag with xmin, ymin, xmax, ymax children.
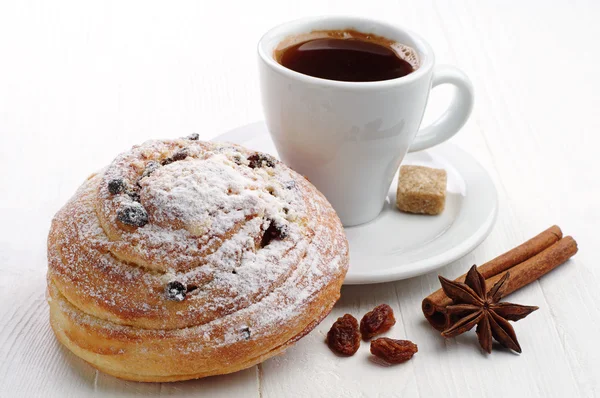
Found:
<box><xmin>213</xmin><ymin>122</ymin><xmax>498</xmax><ymax>284</ymax></box>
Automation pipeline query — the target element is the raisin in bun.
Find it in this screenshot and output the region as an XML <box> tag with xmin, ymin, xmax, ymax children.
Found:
<box><xmin>47</xmin><ymin>137</ymin><xmax>349</xmax><ymax>382</ymax></box>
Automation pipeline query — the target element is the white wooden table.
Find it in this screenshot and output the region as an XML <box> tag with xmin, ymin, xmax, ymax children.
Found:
<box><xmin>1</xmin><ymin>1</ymin><xmax>599</xmax><ymax>397</ymax></box>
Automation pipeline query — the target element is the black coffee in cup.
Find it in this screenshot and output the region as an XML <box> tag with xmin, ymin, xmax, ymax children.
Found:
<box><xmin>275</xmin><ymin>30</ymin><xmax>418</xmax><ymax>82</ymax></box>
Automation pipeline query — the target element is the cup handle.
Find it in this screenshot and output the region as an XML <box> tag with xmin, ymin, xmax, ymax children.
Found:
<box><xmin>408</xmin><ymin>65</ymin><xmax>474</xmax><ymax>152</ymax></box>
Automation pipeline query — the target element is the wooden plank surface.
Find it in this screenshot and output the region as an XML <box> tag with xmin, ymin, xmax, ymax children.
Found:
<box><xmin>1</xmin><ymin>0</ymin><xmax>599</xmax><ymax>397</ymax></box>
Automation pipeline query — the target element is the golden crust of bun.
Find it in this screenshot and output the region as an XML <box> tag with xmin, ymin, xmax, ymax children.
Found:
<box><xmin>47</xmin><ymin>138</ymin><xmax>349</xmax><ymax>382</ymax></box>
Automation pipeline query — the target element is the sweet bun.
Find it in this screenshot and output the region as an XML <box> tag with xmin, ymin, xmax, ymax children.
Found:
<box><xmin>47</xmin><ymin>137</ymin><xmax>349</xmax><ymax>382</ymax></box>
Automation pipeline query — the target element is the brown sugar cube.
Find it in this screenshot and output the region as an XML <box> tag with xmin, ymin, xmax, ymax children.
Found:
<box><xmin>396</xmin><ymin>165</ymin><xmax>447</xmax><ymax>215</ymax></box>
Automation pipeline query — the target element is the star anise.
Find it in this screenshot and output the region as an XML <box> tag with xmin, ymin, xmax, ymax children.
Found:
<box><xmin>439</xmin><ymin>265</ymin><xmax>539</xmax><ymax>353</ymax></box>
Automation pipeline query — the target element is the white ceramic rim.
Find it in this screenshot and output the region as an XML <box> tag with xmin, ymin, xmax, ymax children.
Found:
<box><xmin>213</xmin><ymin>121</ymin><xmax>499</xmax><ymax>284</ymax></box>
<box><xmin>257</xmin><ymin>16</ymin><xmax>435</xmax><ymax>90</ymax></box>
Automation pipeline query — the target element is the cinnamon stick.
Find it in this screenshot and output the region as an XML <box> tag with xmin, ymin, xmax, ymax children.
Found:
<box><xmin>482</xmin><ymin>236</ymin><xmax>578</xmax><ymax>297</ymax></box>
<box><xmin>422</xmin><ymin>226</ymin><xmax>577</xmax><ymax>331</ymax></box>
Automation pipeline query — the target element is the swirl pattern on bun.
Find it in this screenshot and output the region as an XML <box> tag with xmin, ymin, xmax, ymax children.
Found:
<box><xmin>47</xmin><ymin>137</ymin><xmax>349</xmax><ymax>382</ymax></box>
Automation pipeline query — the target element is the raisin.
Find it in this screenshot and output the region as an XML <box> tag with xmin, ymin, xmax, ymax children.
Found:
<box><xmin>326</xmin><ymin>314</ymin><xmax>361</xmax><ymax>356</ymax></box>
<box><xmin>260</xmin><ymin>220</ymin><xmax>289</xmax><ymax>247</ymax></box>
<box><xmin>360</xmin><ymin>304</ymin><xmax>396</xmax><ymax>340</ymax></box>
<box><xmin>247</xmin><ymin>153</ymin><xmax>276</xmax><ymax>169</ymax></box>
<box><xmin>172</xmin><ymin>148</ymin><xmax>189</xmax><ymax>161</ymax></box>
<box><xmin>108</xmin><ymin>178</ymin><xmax>126</xmax><ymax>195</ymax></box>
<box><xmin>166</xmin><ymin>281</ymin><xmax>186</xmax><ymax>302</ymax></box>
<box><xmin>117</xmin><ymin>202</ymin><xmax>148</xmax><ymax>227</ymax></box>
<box><xmin>370</xmin><ymin>338</ymin><xmax>417</xmax><ymax>364</ymax></box>
<box><xmin>141</xmin><ymin>161</ymin><xmax>160</xmax><ymax>178</ymax></box>
<box><xmin>284</xmin><ymin>180</ymin><xmax>296</xmax><ymax>189</ymax></box>
<box><xmin>185</xmin><ymin>133</ymin><xmax>199</xmax><ymax>140</ymax></box>
<box><xmin>161</xmin><ymin>148</ymin><xmax>189</xmax><ymax>165</ymax></box>
<box><xmin>241</xmin><ymin>326</ymin><xmax>251</xmax><ymax>340</ymax></box>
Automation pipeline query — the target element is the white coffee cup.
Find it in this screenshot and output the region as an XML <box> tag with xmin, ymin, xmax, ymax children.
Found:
<box><xmin>258</xmin><ymin>16</ymin><xmax>474</xmax><ymax>226</ymax></box>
